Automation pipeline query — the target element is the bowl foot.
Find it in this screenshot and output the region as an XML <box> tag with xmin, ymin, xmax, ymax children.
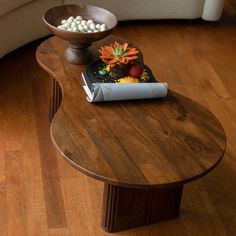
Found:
<box><xmin>64</xmin><ymin>43</ymin><xmax>92</xmax><ymax>65</ymax></box>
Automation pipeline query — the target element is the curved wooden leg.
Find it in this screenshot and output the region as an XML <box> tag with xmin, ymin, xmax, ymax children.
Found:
<box><xmin>101</xmin><ymin>184</ymin><xmax>183</xmax><ymax>232</ymax></box>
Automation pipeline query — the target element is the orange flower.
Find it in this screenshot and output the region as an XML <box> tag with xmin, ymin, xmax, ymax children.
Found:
<box><xmin>99</xmin><ymin>42</ymin><xmax>139</xmax><ymax>67</ymax></box>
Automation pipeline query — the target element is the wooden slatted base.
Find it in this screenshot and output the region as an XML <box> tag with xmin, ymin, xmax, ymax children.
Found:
<box><xmin>49</xmin><ymin>78</ymin><xmax>62</xmax><ymax>122</ymax></box>
<box><xmin>101</xmin><ymin>184</ymin><xmax>183</xmax><ymax>232</ymax></box>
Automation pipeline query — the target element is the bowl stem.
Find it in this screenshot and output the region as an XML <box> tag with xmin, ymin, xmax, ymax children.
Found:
<box><xmin>64</xmin><ymin>42</ymin><xmax>92</xmax><ymax>65</ymax></box>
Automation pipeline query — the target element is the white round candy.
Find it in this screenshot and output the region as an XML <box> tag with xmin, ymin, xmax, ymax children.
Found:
<box><xmin>94</xmin><ymin>30</ymin><xmax>98</xmax><ymax>33</ymax></box>
<box><xmin>78</xmin><ymin>25</ymin><xmax>83</xmax><ymax>30</ymax></box>
<box><xmin>89</xmin><ymin>23</ymin><xmax>95</xmax><ymax>30</ymax></box>
<box><xmin>71</xmin><ymin>22</ymin><xmax>76</xmax><ymax>28</ymax></box>
<box><xmin>72</xmin><ymin>27</ymin><xmax>78</xmax><ymax>32</ymax></box>
<box><xmin>76</xmin><ymin>16</ymin><xmax>83</xmax><ymax>21</ymax></box>
<box><xmin>87</xmin><ymin>30</ymin><xmax>92</xmax><ymax>33</ymax></box>
<box><xmin>100</xmin><ymin>25</ymin><xmax>107</xmax><ymax>31</ymax></box>
<box><xmin>81</xmin><ymin>20</ymin><xmax>87</xmax><ymax>25</ymax></box>
<box><xmin>63</xmin><ymin>22</ymin><xmax>71</xmax><ymax>28</ymax></box>
<box><xmin>96</xmin><ymin>24</ymin><xmax>101</xmax><ymax>29</ymax></box>
<box><xmin>83</xmin><ymin>25</ymin><xmax>88</xmax><ymax>30</ymax></box>
<box><xmin>79</xmin><ymin>26</ymin><xmax>86</xmax><ymax>32</ymax></box>
<box><xmin>61</xmin><ymin>25</ymin><xmax>67</xmax><ymax>29</ymax></box>
<box><xmin>101</xmin><ymin>23</ymin><xmax>106</xmax><ymax>28</ymax></box>
<box><xmin>61</xmin><ymin>20</ymin><xmax>67</xmax><ymax>24</ymax></box>
<box><xmin>67</xmin><ymin>17</ymin><xmax>74</xmax><ymax>23</ymax></box>
<box><xmin>87</xmin><ymin>20</ymin><xmax>93</xmax><ymax>25</ymax></box>
<box><xmin>67</xmin><ymin>28</ymin><xmax>73</xmax><ymax>31</ymax></box>
<box><xmin>76</xmin><ymin>20</ymin><xmax>81</xmax><ymax>25</ymax></box>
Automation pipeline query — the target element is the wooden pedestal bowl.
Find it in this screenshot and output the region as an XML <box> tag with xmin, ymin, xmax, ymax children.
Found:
<box><xmin>43</xmin><ymin>4</ymin><xmax>117</xmax><ymax>64</ymax></box>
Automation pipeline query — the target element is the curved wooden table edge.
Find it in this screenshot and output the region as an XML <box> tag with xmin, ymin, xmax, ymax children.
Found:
<box><xmin>36</xmin><ymin>46</ymin><xmax>227</xmax><ymax>189</ymax></box>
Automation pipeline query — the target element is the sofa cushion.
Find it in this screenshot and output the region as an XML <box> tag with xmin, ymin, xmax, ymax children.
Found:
<box><xmin>0</xmin><ymin>0</ymin><xmax>62</xmax><ymax>58</ymax></box>
<box><xmin>0</xmin><ymin>0</ymin><xmax>34</xmax><ymax>18</ymax></box>
<box><xmin>65</xmin><ymin>0</ymin><xmax>206</xmax><ymax>20</ymax></box>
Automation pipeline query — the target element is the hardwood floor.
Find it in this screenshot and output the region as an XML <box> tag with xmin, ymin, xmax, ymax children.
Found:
<box><xmin>0</xmin><ymin>2</ymin><xmax>236</xmax><ymax>235</ymax></box>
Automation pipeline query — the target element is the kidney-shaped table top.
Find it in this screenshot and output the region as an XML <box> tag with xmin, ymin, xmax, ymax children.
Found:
<box><xmin>36</xmin><ymin>36</ymin><xmax>226</xmax><ymax>189</ymax></box>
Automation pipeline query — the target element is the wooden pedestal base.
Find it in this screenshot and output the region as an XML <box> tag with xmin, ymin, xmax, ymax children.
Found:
<box><xmin>64</xmin><ymin>42</ymin><xmax>92</xmax><ymax>65</ymax></box>
<box><xmin>101</xmin><ymin>184</ymin><xmax>183</xmax><ymax>233</ymax></box>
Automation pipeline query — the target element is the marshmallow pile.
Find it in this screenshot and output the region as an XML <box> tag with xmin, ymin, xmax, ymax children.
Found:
<box><xmin>57</xmin><ymin>16</ymin><xmax>107</xmax><ymax>33</ymax></box>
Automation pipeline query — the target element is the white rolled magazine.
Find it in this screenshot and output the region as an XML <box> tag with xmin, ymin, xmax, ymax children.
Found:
<box><xmin>82</xmin><ymin>72</ymin><xmax>168</xmax><ymax>102</ymax></box>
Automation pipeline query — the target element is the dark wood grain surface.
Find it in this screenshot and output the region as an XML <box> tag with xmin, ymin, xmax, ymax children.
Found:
<box><xmin>36</xmin><ymin>35</ymin><xmax>226</xmax><ymax>189</ymax></box>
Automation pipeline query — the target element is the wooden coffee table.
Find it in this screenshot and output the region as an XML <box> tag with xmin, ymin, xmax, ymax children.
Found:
<box><xmin>36</xmin><ymin>36</ymin><xmax>226</xmax><ymax>233</ymax></box>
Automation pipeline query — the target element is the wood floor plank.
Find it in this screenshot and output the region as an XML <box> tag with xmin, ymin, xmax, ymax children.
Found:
<box><xmin>181</xmin><ymin>182</ymin><xmax>228</xmax><ymax>236</ymax></box>
<box><xmin>5</xmin><ymin>150</ymin><xmax>29</xmax><ymax>236</ymax></box>
<box><xmin>0</xmin><ymin>143</ymin><xmax>7</xmax><ymax>236</ymax></box>
<box><xmin>30</xmin><ymin>57</ymin><xmax>68</xmax><ymax>229</ymax></box>
<box><xmin>21</xmin><ymin>118</ymin><xmax>49</xmax><ymax>236</ymax></box>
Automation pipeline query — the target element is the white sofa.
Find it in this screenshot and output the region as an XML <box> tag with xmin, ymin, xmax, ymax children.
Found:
<box><xmin>0</xmin><ymin>0</ymin><xmax>224</xmax><ymax>59</ymax></box>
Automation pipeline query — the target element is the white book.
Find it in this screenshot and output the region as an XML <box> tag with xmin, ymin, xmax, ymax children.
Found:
<box><xmin>82</xmin><ymin>72</ymin><xmax>168</xmax><ymax>103</ymax></box>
